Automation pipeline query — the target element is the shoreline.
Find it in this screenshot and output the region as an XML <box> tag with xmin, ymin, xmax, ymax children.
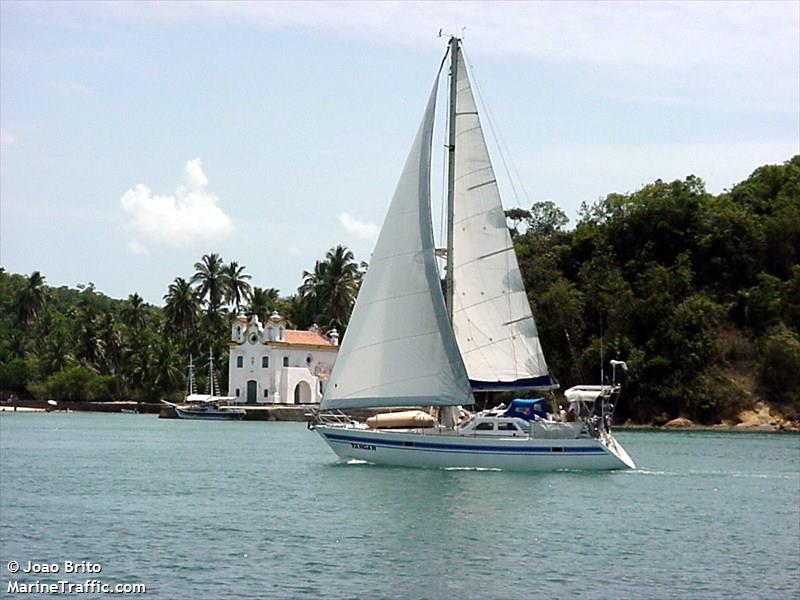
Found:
<box><xmin>1</xmin><ymin>399</ymin><xmax>797</xmax><ymax>432</ymax></box>
<box><xmin>615</xmin><ymin>423</ymin><xmax>800</xmax><ymax>433</ymax></box>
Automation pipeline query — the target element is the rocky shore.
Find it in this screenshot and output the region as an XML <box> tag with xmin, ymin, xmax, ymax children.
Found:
<box><xmin>621</xmin><ymin>402</ymin><xmax>800</xmax><ymax>432</ymax></box>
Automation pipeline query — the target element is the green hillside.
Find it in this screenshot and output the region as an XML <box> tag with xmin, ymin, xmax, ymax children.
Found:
<box><xmin>510</xmin><ymin>155</ymin><xmax>799</xmax><ymax>424</ymax></box>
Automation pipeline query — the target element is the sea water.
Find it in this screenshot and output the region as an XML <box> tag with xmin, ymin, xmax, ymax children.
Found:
<box><xmin>1</xmin><ymin>412</ymin><xmax>798</xmax><ymax>599</ymax></box>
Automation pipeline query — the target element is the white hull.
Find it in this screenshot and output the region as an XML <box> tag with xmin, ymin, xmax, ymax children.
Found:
<box><xmin>313</xmin><ymin>425</ymin><xmax>635</xmax><ymax>471</ymax></box>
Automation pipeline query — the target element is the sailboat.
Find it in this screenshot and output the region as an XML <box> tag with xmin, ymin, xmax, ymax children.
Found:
<box><xmin>163</xmin><ymin>351</ymin><xmax>246</xmax><ymax>421</ymax></box>
<box><xmin>310</xmin><ymin>37</ymin><xmax>635</xmax><ymax>471</ymax></box>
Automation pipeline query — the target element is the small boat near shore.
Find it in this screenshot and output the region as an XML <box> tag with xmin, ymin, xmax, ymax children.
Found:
<box><xmin>164</xmin><ymin>352</ymin><xmax>246</xmax><ymax>421</ymax></box>
<box><xmin>169</xmin><ymin>401</ymin><xmax>245</xmax><ymax>421</ymax></box>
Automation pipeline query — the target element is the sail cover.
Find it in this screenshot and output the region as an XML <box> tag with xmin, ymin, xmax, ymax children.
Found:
<box><xmin>450</xmin><ymin>47</ymin><xmax>554</xmax><ymax>390</ymax></box>
<box><xmin>322</xmin><ymin>72</ymin><xmax>474</xmax><ymax>411</ymax></box>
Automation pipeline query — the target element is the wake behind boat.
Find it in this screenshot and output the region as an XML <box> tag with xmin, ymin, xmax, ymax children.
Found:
<box><xmin>310</xmin><ymin>36</ymin><xmax>635</xmax><ymax>471</ymax></box>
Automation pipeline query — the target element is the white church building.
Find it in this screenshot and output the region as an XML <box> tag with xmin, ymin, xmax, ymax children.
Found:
<box><xmin>227</xmin><ymin>312</ymin><xmax>339</xmax><ymax>405</ymax></box>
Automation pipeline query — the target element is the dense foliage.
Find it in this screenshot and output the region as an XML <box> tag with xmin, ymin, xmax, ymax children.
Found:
<box><xmin>0</xmin><ymin>246</ymin><xmax>364</xmax><ymax>403</ymax></box>
<box><xmin>1</xmin><ymin>157</ymin><xmax>797</xmax><ymax>423</ymax></box>
<box><xmin>511</xmin><ymin>155</ymin><xmax>799</xmax><ymax>423</ymax></box>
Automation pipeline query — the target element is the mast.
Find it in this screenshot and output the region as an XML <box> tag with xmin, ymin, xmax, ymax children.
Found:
<box><xmin>208</xmin><ymin>348</ymin><xmax>214</xmax><ymax>396</ymax></box>
<box><xmin>187</xmin><ymin>354</ymin><xmax>195</xmax><ymax>396</ymax></box>
<box><xmin>441</xmin><ymin>35</ymin><xmax>461</xmax><ymax>429</ymax></box>
<box><xmin>445</xmin><ymin>35</ymin><xmax>459</xmax><ymax>323</ymax></box>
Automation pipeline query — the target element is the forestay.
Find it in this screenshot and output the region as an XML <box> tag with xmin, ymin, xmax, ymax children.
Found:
<box><xmin>450</xmin><ymin>47</ymin><xmax>554</xmax><ymax>390</ymax></box>
<box><xmin>321</xmin><ymin>73</ymin><xmax>473</xmax><ymax>411</ymax></box>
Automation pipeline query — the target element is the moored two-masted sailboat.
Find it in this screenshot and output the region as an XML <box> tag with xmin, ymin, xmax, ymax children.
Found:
<box><xmin>310</xmin><ymin>37</ymin><xmax>635</xmax><ymax>471</ymax></box>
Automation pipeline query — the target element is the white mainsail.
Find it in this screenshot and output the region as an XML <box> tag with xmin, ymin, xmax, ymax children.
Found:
<box><xmin>450</xmin><ymin>47</ymin><xmax>554</xmax><ymax>390</ymax></box>
<box><xmin>321</xmin><ymin>74</ymin><xmax>473</xmax><ymax>411</ymax></box>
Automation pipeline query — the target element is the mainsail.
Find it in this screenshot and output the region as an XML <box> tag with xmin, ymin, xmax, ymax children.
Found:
<box><xmin>321</xmin><ymin>73</ymin><xmax>474</xmax><ymax>411</ymax></box>
<box><xmin>450</xmin><ymin>46</ymin><xmax>554</xmax><ymax>390</ymax></box>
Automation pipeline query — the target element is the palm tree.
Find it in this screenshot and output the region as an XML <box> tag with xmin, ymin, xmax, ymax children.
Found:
<box><xmin>222</xmin><ymin>260</ymin><xmax>252</xmax><ymax>312</ymax></box>
<box><xmin>40</xmin><ymin>329</ymin><xmax>75</xmax><ymax>375</ymax></box>
<box><xmin>150</xmin><ymin>337</ymin><xmax>183</xmax><ymax>395</ymax></box>
<box><xmin>192</xmin><ymin>253</ymin><xmax>225</xmax><ymax>310</ymax></box>
<box><xmin>247</xmin><ymin>287</ymin><xmax>280</xmax><ymax>322</ymax></box>
<box><xmin>122</xmin><ymin>330</ymin><xmax>153</xmax><ymax>396</ymax></box>
<box><xmin>121</xmin><ymin>293</ymin><xmax>147</xmax><ymax>329</ymax></box>
<box><xmin>99</xmin><ymin>314</ymin><xmax>124</xmax><ymax>375</ymax></box>
<box><xmin>164</xmin><ymin>277</ymin><xmax>200</xmax><ymax>335</ymax></box>
<box><xmin>322</xmin><ymin>245</ymin><xmax>362</xmax><ymax>330</ymax></box>
<box><xmin>278</xmin><ymin>294</ymin><xmax>312</xmax><ymax>330</ymax></box>
<box><xmin>16</xmin><ymin>271</ymin><xmax>47</xmax><ymax>325</ymax></box>
<box><xmin>76</xmin><ymin>317</ymin><xmax>105</xmax><ymax>372</ymax></box>
<box><xmin>299</xmin><ymin>260</ymin><xmax>327</xmax><ymax>321</ymax></box>
<box><xmin>300</xmin><ymin>245</ymin><xmax>361</xmax><ymax>331</ymax></box>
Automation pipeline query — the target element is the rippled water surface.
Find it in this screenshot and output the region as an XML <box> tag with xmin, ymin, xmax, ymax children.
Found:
<box><xmin>1</xmin><ymin>413</ymin><xmax>798</xmax><ymax>599</ymax></box>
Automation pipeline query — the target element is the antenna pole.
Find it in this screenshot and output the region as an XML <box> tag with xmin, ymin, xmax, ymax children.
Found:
<box><xmin>445</xmin><ymin>35</ymin><xmax>459</xmax><ymax>323</ymax></box>
<box><xmin>599</xmin><ymin>313</ymin><xmax>604</xmax><ymax>384</ymax></box>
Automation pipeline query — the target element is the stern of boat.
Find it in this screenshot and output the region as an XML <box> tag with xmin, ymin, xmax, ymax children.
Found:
<box><xmin>600</xmin><ymin>432</ymin><xmax>636</xmax><ymax>470</ymax></box>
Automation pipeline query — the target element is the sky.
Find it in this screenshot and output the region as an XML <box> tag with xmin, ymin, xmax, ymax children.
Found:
<box><xmin>1</xmin><ymin>1</ymin><xmax>798</xmax><ymax>305</ymax></box>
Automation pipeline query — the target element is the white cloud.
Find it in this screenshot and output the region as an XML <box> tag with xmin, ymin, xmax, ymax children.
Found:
<box><xmin>339</xmin><ymin>212</ymin><xmax>379</xmax><ymax>241</ymax></box>
<box><xmin>183</xmin><ymin>157</ymin><xmax>208</xmax><ymax>189</ymax></box>
<box><xmin>127</xmin><ymin>239</ymin><xmax>148</xmax><ymax>255</ymax></box>
<box><xmin>120</xmin><ymin>158</ymin><xmax>234</xmax><ymax>252</ymax></box>
<box><xmin>59</xmin><ymin>2</ymin><xmax>798</xmax><ymax>69</ymax></box>
<box><xmin>55</xmin><ymin>1</ymin><xmax>797</xmax><ymax>112</ymax></box>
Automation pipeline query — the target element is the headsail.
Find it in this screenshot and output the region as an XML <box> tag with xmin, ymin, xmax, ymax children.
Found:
<box><xmin>321</xmin><ymin>71</ymin><xmax>474</xmax><ymax>411</ymax></box>
<box><xmin>450</xmin><ymin>45</ymin><xmax>554</xmax><ymax>391</ymax></box>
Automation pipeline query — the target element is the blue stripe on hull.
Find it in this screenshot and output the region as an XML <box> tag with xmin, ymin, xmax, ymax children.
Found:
<box><xmin>322</xmin><ymin>432</ymin><xmax>606</xmax><ymax>455</ymax></box>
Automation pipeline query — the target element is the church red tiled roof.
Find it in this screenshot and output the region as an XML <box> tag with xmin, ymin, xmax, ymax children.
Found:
<box><xmin>282</xmin><ymin>330</ymin><xmax>334</xmax><ymax>347</ymax></box>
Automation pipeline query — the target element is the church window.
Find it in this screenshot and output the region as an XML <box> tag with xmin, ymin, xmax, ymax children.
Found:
<box><xmin>262</xmin><ymin>356</ymin><xmax>269</xmax><ymax>368</ymax></box>
<box><xmin>264</xmin><ymin>389</ymin><xmax>269</xmax><ymax>398</ymax></box>
<box><xmin>235</xmin><ymin>388</ymin><xmax>240</xmax><ymax>397</ymax></box>
<box><xmin>283</xmin><ymin>356</ymin><xmax>289</xmax><ymax>367</ymax></box>
<box><xmin>236</xmin><ymin>356</ymin><xmax>243</xmax><ymax>368</ymax></box>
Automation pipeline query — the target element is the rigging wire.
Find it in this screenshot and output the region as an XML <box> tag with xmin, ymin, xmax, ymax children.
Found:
<box><xmin>464</xmin><ymin>51</ymin><xmax>532</xmax><ymax>210</ymax></box>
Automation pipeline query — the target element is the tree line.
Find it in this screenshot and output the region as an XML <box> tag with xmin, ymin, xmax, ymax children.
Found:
<box><xmin>0</xmin><ymin>245</ymin><xmax>364</xmax><ymax>403</ymax></box>
<box><xmin>1</xmin><ymin>156</ymin><xmax>797</xmax><ymax>423</ymax></box>
<box><xmin>509</xmin><ymin>155</ymin><xmax>799</xmax><ymax>423</ymax></box>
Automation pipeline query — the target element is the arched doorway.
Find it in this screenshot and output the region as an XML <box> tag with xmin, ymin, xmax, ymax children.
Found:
<box><xmin>293</xmin><ymin>381</ymin><xmax>312</xmax><ymax>404</ymax></box>
<box><xmin>246</xmin><ymin>380</ymin><xmax>257</xmax><ymax>404</ymax></box>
